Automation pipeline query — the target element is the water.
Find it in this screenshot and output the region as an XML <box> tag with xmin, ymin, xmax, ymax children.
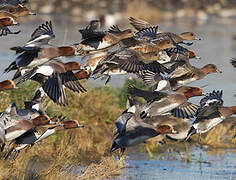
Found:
<box><xmin>118</xmin><ymin>147</ymin><xmax>236</xmax><ymax>180</ymax></box>
<box><xmin>1</xmin><ymin>15</ymin><xmax>236</xmax><ymax>179</ymax></box>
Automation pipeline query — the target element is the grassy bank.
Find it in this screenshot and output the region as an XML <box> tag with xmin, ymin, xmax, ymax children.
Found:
<box><xmin>0</xmin><ymin>81</ymin><xmax>125</xmax><ymax>179</ymax></box>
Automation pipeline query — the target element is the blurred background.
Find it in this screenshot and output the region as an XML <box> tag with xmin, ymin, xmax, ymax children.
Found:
<box><xmin>1</xmin><ymin>0</ymin><xmax>236</xmax><ymax>105</ymax></box>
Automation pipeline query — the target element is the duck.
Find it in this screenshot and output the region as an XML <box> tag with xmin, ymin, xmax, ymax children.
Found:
<box><xmin>128</xmin><ymin>17</ymin><xmax>201</xmax><ymax>46</ymax></box>
<box><xmin>128</xmin><ymin>84</ymin><xmax>204</xmax><ymax>119</ymax></box>
<box><xmin>0</xmin><ymin>11</ymin><xmax>20</xmax><ymax>36</ymax></box>
<box><xmin>93</xmin><ymin>48</ymin><xmax>170</xmax><ymax>77</ymax></box>
<box><xmin>12</xmin><ymin>60</ymin><xmax>86</xmax><ymax>106</ymax></box>
<box><xmin>74</xmin><ymin>25</ymin><xmax>134</xmax><ymax>53</ymax></box>
<box><xmin>0</xmin><ymin>107</ymin><xmax>56</xmax><ymax>152</ymax></box>
<box><xmin>4</xmin><ymin>46</ymin><xmax>80</xmax><ymax>73</ymax></box>
<box><xmin>92</xmin><ymin>39</ymin><xmax>173</xmax><ymax>75</ymax></box>
<box><xmin>185</xmin><ymin>90</ymin><xmax>236</xmax><ymax>140</ymax></box>
<box><xmin>110</xmin><ymin>100</ymin><xmax>177</xmax><ymax>156</ymax></box>
<box><xmin>4</xmin><ymin>118</ymin><xmax>84</xmax><ymax>160</ymax></box>
<box><xmin>140</xmin><ymin>63</ymin><xmax>221</xmax><ymax>90</ymax></box>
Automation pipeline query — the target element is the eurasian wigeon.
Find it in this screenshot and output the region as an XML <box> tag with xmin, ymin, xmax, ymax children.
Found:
<box><xmin>4</xmin><ymin>119</ymin><xmax>84</xmax><ymax>160</ymax></box>
<box><xmin>74</xmin><ymin>25</ymin><xmax>134</xmax><ymax>53</ymax></box>
<box><xmin>0</xmin><ymin>11</ymin><xmax>20</xmax><ymax>36</ymax></box>
<box><xmin>5</xmin><ymin>46</ymin><xmax>80</xmax><ymax>73</ymax></box>
<box><xmin>128</xmin><ymin>19</ymin><xmax>200</xmax><ymax>46</ymax></box>
<box><xmin>140</xmin><ymin>63</ymin><xmax>221</xmax><ymax>90</ymax></box>
<box><xmin>74</xmin><ymin>70</ymin><xmax>90</xmax><ymax>80</ymax></box>
<box><xmin>185</xmin><ymin>90</ymin><xmax>235</xmax><ymax>140</ymax></box>
<box><xmin>111</xmin><ymin>110</ymin><xmax>177</xmax><ymax>156</ymax></box>
<box><xmin>128</xmin><ymin>85</ymin><xmax>204</xmax><ymax>119</ymax></box>
<box><xmin>13</xmin><ymin>60</ymin><xmax>86</xmax><ymax>106</ymax></box>
<box><xmin>0</xmin><ymin>110</ymin><xmax>55</xmax><ymax>148</ymax></box>
<box><xmin>93</xmin><ymin>48</ymin><xmax>170</xmax><ymax>77</ymax></box>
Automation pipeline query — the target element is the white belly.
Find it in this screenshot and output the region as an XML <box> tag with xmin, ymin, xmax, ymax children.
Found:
<box><xmin>6</xmin><ymin>130</ymin><xmax>26</xmax><ymax>141</ymax></box>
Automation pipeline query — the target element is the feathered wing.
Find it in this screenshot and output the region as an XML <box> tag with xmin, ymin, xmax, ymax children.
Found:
<box><xmin>134</xmin><ymin>26</ymin><xmax>159</xmax><ymax>42</ymax></box>
<box><xmin>128</xmin><ymin>86</ymin><xmax>167</xmax><ymax>102</ymax></box>
<box><xmin>128</xmin><ymin>17</ymin><xmax>151</xmax><ymax>31</ymax></box>
<box><xmin>60</xmin><ymin>71</ymin><xmax>87</xmax><ymax>93</ymax></box>
<box><xmin>113</xmin><ymin>112</ymin><xmax>134</xmax><ymax>136</ymax></box>
<box><xmin>42</xmin><ymin>73</ymin><xmax>68</xmax><ymax>106</ymax></box>
<box><xmin>27</xmin><ymin>21</ymin><xmax>55</xmax><ymax>45</ymax></box>
<box><xmin>171</xmin><ymin>102</ymin><xmax>199</xmax><ymax>119</ymax></box>
<box><xmin>199</xmin><ymin>90</ymin><xmax>223</xmax><ymax>107</ymax></box>
<box><xmin>139</xmin><ymin>70</ymin><xmax>164</xmax><ymax>87</ymax></box>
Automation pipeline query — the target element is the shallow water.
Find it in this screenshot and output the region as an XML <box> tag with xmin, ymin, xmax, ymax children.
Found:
<box><xmin>118</xmin><ymin>146</ymin><xmax>236</xmax><ymax>180</ymax></box>
<box><xmin>1</xmin><ymin>15</ymin><xmax>236</xmax><ymax>179</ymax></box>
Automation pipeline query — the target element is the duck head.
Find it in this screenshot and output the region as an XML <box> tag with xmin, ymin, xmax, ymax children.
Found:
<box><xmin>156</xmin><ymin>125</ymin><xmax>177</xmax><ymax>134</ymax></box>
<box><xmin>201</xmin><ymin>64</ymin><xmax>222</xmax><ymax>74</ymax></box>
<box><xmin>61</xmin><ymin>120</ymin><xmax>84</xmax><ymax>129</ymax></box>
<box><xmin>188</xmin><ymin>50</ymin><xmax>201</xmax><ymax>59</ymax></box>
<box><xmin>179</xmin><ymin>32</ymin><xmax>201</xmax><ymax>40</ymax></box>
<box><xmin>57</xmin><ymin>46</ymin><xmax>76</xmax><ymax>57</ymax></box>
<box><xmin>0</xmin><ymin>17</ymin><xmax>18</xmax><ymax>27</ymax></box>
<box><xmin>32</xmin><ymin>115</ymin><xmax>55</xmax><ymax>126</ymax></box>
<box><xmin>74</xmin><ymin>70</ymin><xmax>90</xmax><ymax>80</ymax></box>
<box><xmin>64</xmin><ymin>61</ymin><xmax>81</xmax><ymax>71</ymax></box>
<box><xmin>156</xmin><ymin>40</ymin><xmax>173</xmax><ymax>50</ymax></box>
<box><xmin>179</xmin><ymin>86</ymin><xmax>204</xmax><ymax>99</ymax></box>
<box><xmin>0</xmin><ymin>80</ymin><xmax>16</xmax><ymax>91</ymax></box>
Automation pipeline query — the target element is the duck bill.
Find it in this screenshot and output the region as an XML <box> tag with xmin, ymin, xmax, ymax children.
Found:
<box><xmin>29</xmin><ymin>11</ymin><xmax>36</xmax><ymax>15</ymax></box>
<box><xmin>171</xmin><ymin>130</ymin><xmax>178</xmax><ymax>134</ymax></box>
<box><xmin>49</xmin><ymin>120</ymin><xmax>56</xmax><ymax>125</ymax></box>
<box><xmin>77</xmin><ymin>124</ymin><xmax>84</xmax><ymax>128</ymax></box>
<box><xmin>195</xmin><ymin>37</ymin><xmax>202</xmax><ymax>40</ymax></box>
<box><xmin>12</xmin><ymin>21</ymin><xmax>19</xmax><ymax>26</ymax></box>
<box><xmin>195</xmin><ymin>56</ymin><xmax>201</xmax><ymax>59</ymax></box>
<box><xmin>216</xmin><ymin>69</ymin><xmax>222</xmax><ymax>73</ymax></box>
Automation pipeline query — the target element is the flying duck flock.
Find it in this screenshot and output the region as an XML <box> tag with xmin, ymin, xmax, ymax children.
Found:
<box><xmin>0</xmin><ymin>0</ymin><xmax>236</xmax><ymax>161</ymax></box>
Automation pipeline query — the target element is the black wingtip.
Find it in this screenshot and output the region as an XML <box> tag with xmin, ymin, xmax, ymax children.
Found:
<box><xmin>140</xmin><ymin>111</ymin><xmax>147</xmax><ymax>119</ymax></box>
<box><xmin>185</xmin><ymin>126</ymin><xmax>197</xmax><ymax>141</ymax></box>
<box><xmin>110</xmin><ymin>141</ymin><xmax>120</xmax><ymax>154</ymax></box>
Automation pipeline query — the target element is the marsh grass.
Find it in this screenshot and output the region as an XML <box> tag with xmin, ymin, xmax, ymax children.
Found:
<box><xmin>0</xmin><ymin>81</ymin><xmax>125</xmax><ymax>179</ymax></box>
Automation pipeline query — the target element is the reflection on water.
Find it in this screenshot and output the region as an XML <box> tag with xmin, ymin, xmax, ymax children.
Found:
<box><xmin>1</xmin><ymin>15</ymin><xmax>236</xmax><ymax>179</ymax></box>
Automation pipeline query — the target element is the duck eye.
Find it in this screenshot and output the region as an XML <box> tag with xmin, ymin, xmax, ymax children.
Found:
<box><xmin>191</xmin><ymin>33</ymin><xmax>194</xmax><ymax>36</ymax></box>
